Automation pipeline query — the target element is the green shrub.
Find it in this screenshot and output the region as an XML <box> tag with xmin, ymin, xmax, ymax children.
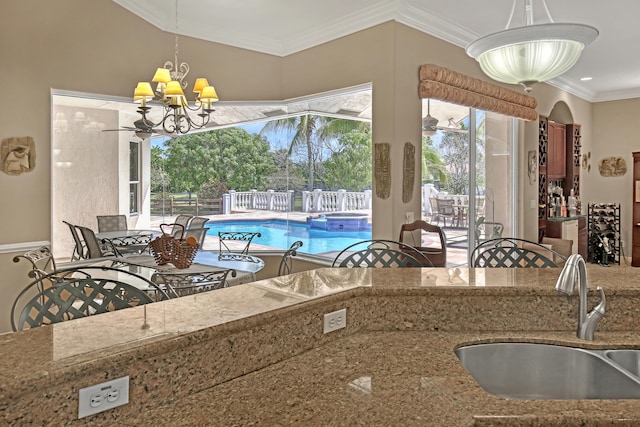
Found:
<box><xmin>198</xmin><ymin>180</ymin><xmax>228</xmax><ymax>199</ymax></box>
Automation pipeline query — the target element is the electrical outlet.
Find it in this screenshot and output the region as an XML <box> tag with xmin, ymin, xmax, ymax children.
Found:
<box><xmin>323</xmin><ymin>308</ymin><xmax>347</xmax><ymax>334</ymax></box>
<box><xmin>78</xmin><ymin>376</ymin><xmax>129</xmax><ymax>419</ymax></box>
<box><xmin>405</xmin><ymin>212</ymin><xmax>414</xmax><ymax>223</ymax></box>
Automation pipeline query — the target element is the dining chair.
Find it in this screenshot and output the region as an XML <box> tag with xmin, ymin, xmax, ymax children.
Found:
<box><xmin>218</xmin><ymin>231</ymin><xmax>262</xmax><ymax>254</ymax></box>
<box><xmin>331</xmin><ymin>239</ymin><xmax>433</xmax><ymax>268</ymax></box>
<box><xmin>62</xmin><ymin>220</ymin><xmax>87</xmax><ymax>260</ymax></box>
<box><xmin>278</xmin><ymin>241</ymin><xmax>303</xmax><ymax>276</ymax></box>
<box><xmin>171</xmin><ymin>215</ymin><xmax>194</xmax><ymax>237</ymax></box>
<box><xmin>187</xmin><ymin>216</ymin><xmax>209</xmax><ymax>230</ymax></box>
<box><xmin>434</xmin><ymin>198</ymin><xmax>457</xmax><ymax>227</ymax></box>
<box><xmin>10</xmin><ymin>265</ymin><xmax>168</xmax><ymax>331</ymax></box>
<box><xmin>398</xmin><ymin>220</ymin><xmax>447</xmax><ymax>267</ymax></box>
<box><xmin>470</xmin><ymin>237</ymin><xmax>566</xmax><ymax>268</ymax></box>
<box><xmin>76</xmin><ymin>225</ymin><xmax>117</xmax><ymax>258</ymax></box>
<box><xmin>151</xmin><ymin>268</ymin><xmax>233</xmax><ymax>298</ymax></box>
<box><xmin>96</xmin><ymin>215</ymin><xmax>128</xmax><ymax>232</ymax></box>
<box><xmin>13</xmin><ymin>246</ymin><xmax>58</xmax><ymax>281</ymax></box>
<box><xmin>184</xmin><ymin>227</ymin><xmax>209</xmax><ymax>248</ymax></box>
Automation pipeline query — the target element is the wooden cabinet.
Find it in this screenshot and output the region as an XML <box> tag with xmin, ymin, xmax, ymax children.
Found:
<box><xmin>547</xmin><ymin>218</ymin><xmax>586</xmax><ymax>258</ymax></box>
<box><xmin>632</xmin><ymin>152</ymin><xmax>640</xmax><ymax>266</ymax></box>
<box><xmin>547</xmin><ymin>122</ymin><xmax>566</xmax><ymax>179</ymax></box>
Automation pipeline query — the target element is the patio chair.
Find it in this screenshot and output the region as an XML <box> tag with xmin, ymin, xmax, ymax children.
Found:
<box><xmin>10</xmin><ymin>265</ymin><xmax>168</xmax><ymax>331</ymax></box>
<box><xmin>76</xmin><ymin>225</ymin><xmax>117</xmax><ymax>258</ymax></box>
<box><xmin>63</xmin><ymin>220</ymin><xmax>87</xmax><ymax>260</ymax></box>
<box><xmin>184</xmin><ymin>227</ymin><xmax>209</xmax><ymax>248</ymax></box>
<box><xmin>278</xmin><ymin>241</ymin><xmax>303</xmax><ymax>276</ymax></box>
<box><xmin>434</xmin><ymin>198</ymin><xmax>457</xmax><ymax>227</ymax></box>
<box><xmin>398</xmin><ymin>220</ymin><xmax>447</xmax><ymax>267</ymax></box>
<box><xmin>96</xmin><ymin>215</ymin><xmax>127</xmax><ymax>232</ymax></box>
<box><xmin>331</xmin><ymin>239</ymin><xmax>433</xmax><ymax>268</ymax></box>
<box><xmin>187</xmin><ymin>216</ymin><xmax>209</xmax><ymax>230</ymax></box>
<box><xmin>218</xmin><ymin>231</ymin><xmax>262</xmax><ymax>254</ymax></box>
<box><xmin>152</xmin><ymin>268</ymin><xmax>233</xmax><ymax>298</ymax></box>
<box><xmin>171</xmin><ymin>215</ymin><xmax>194</xmax><ymax>237</ymax></box>
<box><xmin>470</xmin><ymin>237</ymin><xmax>566</xmax><ymax>268</ymax></box>
<box><xmin>13</xmin><ymin>246</ymin><xmax>58</xmax><ymax>281</ymax></box>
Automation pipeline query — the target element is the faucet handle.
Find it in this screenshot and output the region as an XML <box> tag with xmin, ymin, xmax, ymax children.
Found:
<box><xmin>593</xmin><ymin>286</ymin><xmax>606</xmax><ymax>316</ymax></box>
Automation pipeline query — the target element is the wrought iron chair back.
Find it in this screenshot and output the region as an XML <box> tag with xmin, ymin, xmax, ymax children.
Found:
<box><xmin>152</xmin><ymin>268</ymin><xmax>233</xmax><ymax>298</ymax></box>
<box><xmin>470</xmin><ymin>237</ymin><xmax>566</xmax><ymax>268</ymax></box>
<box><xmin>13</xmin><ymin>246</ymin><xmax>57</xmax><ymax>281</ymax></box>
<box><xmin>96</xmin><ymin>215</ymin><xmax>128</xmax><ymax>232</ymax></box>
<box><xmin>398</xmin><ymin>220</ymin><xmax>447</xmax><ymax>267</ymax></box>
<box><xmin>278</xmin><ymin>241</ymin><xmax>303</xmax><ymax>276</ymax></box>
<box><xmin>11</xmin><ymin>265</ymin><xmax>168</xmax><ymax>331</ymax></box>
<box><xmin>218</xmin><ymin>231</ymin><xmax>262</xmax><ymax>254</ymax></box>
<box><xmin>331</xmin><ymin>239</ymin><xmax>433</xmax><ymax>268</ymax></box>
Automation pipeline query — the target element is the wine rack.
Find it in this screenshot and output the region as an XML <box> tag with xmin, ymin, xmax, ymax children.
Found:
<box><xmin>587</xmin><ymin>203</ymin><xmax>620</xmax><ymax>265</ymax></box>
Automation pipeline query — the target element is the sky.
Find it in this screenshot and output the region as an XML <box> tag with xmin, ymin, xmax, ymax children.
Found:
<box><xmin>151</xmin><ymin>120</ymin><xmax>291</xmax><ymax>152</ymax></box>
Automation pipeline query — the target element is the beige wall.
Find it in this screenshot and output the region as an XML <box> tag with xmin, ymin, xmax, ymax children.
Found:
<box><xmin>1</xmin><ymin>0</ymin><xmax>633</xmax><ymax>333</ymax></box>
<box><xmin>590</xmin><ymin>98</ymin><xmax>640</xmax><ymax>253</ymax></box>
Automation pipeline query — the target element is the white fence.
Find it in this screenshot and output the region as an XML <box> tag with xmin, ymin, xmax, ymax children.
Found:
<box><xmin>301</xmin><ymin>189</ymin><xmax>371</xmax><ymax>213</ymax></box>
<box><xmin>222</xmin><ymin>189</ymin><xmax>371</xmax><ymax>214</ymax></box>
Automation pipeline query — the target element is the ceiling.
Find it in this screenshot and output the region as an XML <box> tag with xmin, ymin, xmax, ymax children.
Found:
<box><xmin>114</xmin><ymin>0</ymin><xmax>640</xmax><ymax>103</ymax></box>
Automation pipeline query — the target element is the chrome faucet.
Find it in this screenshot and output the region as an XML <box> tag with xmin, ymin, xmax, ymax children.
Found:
<box><xmin>555</xmin><ymin>254</ymin><xmax>606</xmax><ymax>340</ymax></box>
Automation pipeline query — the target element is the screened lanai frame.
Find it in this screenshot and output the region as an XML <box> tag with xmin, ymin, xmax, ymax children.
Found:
<box><xmin>50</xmin><ymin>84</ymin><xmax>374</xmax><ymax>262</ymax></box>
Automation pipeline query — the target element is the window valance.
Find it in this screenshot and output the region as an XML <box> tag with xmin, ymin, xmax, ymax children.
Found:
<box><xmin>418</xmin><ymin>64</ymin><xmax>538</xmax><ymax>121</ymax></box>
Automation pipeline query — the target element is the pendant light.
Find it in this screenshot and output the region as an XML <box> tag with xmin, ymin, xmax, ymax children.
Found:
<box><xmin>466</xmin><ymin>0</ymin><xmax>598</xmax><ymax>92</ymax></box>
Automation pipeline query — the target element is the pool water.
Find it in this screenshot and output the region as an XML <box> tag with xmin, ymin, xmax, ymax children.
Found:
<box><xmin>205</xmin><ymin>219</ymin><xmax>372</xmax><ymax>255</ymax></box>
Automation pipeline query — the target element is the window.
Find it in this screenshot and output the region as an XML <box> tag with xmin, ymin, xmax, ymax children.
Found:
<box><xmin>130</xmin><ymin>141</ymin><xmax>140</xmax><ymax>215</ymax></box>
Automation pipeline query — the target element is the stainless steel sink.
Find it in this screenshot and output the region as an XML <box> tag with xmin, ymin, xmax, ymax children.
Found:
<box><xmin>455</xmin><ymin>342</ymin><xmax>640</xmax><ymax>399</ymax></box>
<box><xmin>602</xmin><ymin>349</ymin><xmax>640</xmax><ymax>377</ymax></box>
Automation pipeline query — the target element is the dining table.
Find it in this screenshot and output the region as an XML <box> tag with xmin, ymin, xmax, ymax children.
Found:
<box><xmin>104</xmin><ymin>251</ymin><xmax>265</xmax><ymax>296</ymax></box>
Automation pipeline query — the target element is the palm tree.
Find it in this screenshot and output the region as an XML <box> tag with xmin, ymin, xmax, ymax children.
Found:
<box><xmin>260</xmin><ymin>115</ymin><xmax>369</xmax><ymax>190</ymax></box>
<box><xmin>422</xmin><ymin>136</ymin><xmax>448</xmax><ymax>185</ymax></box>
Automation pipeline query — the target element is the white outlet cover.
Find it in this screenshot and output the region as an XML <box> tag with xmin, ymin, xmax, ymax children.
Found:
<box><xmin>78</xmin><ymin>376</ymin><xmax>129</xmax><ymax>419</ymax></box>
<box><xmin>323</xmin><ymin>308</ymin><xmax>347</xmax><ymax>333</ymax></box>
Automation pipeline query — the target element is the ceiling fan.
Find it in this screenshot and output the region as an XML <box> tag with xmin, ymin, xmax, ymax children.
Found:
<box><xmin>102</xmin><ymin>118</ymin><xmax>168</xmax><ymax>139</ymax></box>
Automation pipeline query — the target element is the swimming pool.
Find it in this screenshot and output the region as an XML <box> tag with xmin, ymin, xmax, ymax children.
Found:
<box><xmin>205</xmin><ymin>219</ymin><xmax>372</xmax><ymax>255</ymax></box>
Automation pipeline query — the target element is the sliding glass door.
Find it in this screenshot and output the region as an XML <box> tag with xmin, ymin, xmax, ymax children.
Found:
<box><xmin>422</xmin><ymin>100</ymin><xmax>517</xmax><ymax>266</ymax></box>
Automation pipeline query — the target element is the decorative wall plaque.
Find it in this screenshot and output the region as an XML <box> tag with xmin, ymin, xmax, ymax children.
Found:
<box><xmin>598</xmin><ymin>156</ymin><xmax>627</xmax><ymax>177</ymax></box>
<box><xmin>374</xmin><ymin>143</ymin><xmax>391</xmax><ymax>199</ymax></box>
<box><xmin>402</xmin><ymin>142</ymin><xmax>415</xmax><ymax>203</ymax></box>
<box><xmin>1</xmin><ymin>136</ymin><xmax>35</xmax><ymax>176</ymax></box>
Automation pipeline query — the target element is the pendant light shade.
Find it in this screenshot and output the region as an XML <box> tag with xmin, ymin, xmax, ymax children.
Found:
<box><xmin>466</xmin><ymin>0</ymin><xmax>598</xmax><ymax>92</ymax></box>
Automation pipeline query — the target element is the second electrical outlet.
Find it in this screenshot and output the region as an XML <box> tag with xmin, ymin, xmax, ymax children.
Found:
<box><xmin>323</xmin><ymin>308</ymin><xmax>347</xmax><ymax>333</ymax></box>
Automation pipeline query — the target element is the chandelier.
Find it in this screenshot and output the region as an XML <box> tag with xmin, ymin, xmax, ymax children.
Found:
<box><xmin>465</xmin><ymin>0</ymin><xmax>598</xmax><ymax>92</ymax></box>
<box><xmin>132</xmin><ymin>0</ymin><xmax>218</xmax><ymax>135</ymax></box>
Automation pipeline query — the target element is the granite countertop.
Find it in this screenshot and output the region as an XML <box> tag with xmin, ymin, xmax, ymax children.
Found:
<box><xmin>3</xmin><ymin>265</ymin><xmax>640</xmax><ymax>425</ymax></box>
<box><xmin>138</xmin><ymin>330</ymin><xmax>640</xmax><ymax>427</ymax></box>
